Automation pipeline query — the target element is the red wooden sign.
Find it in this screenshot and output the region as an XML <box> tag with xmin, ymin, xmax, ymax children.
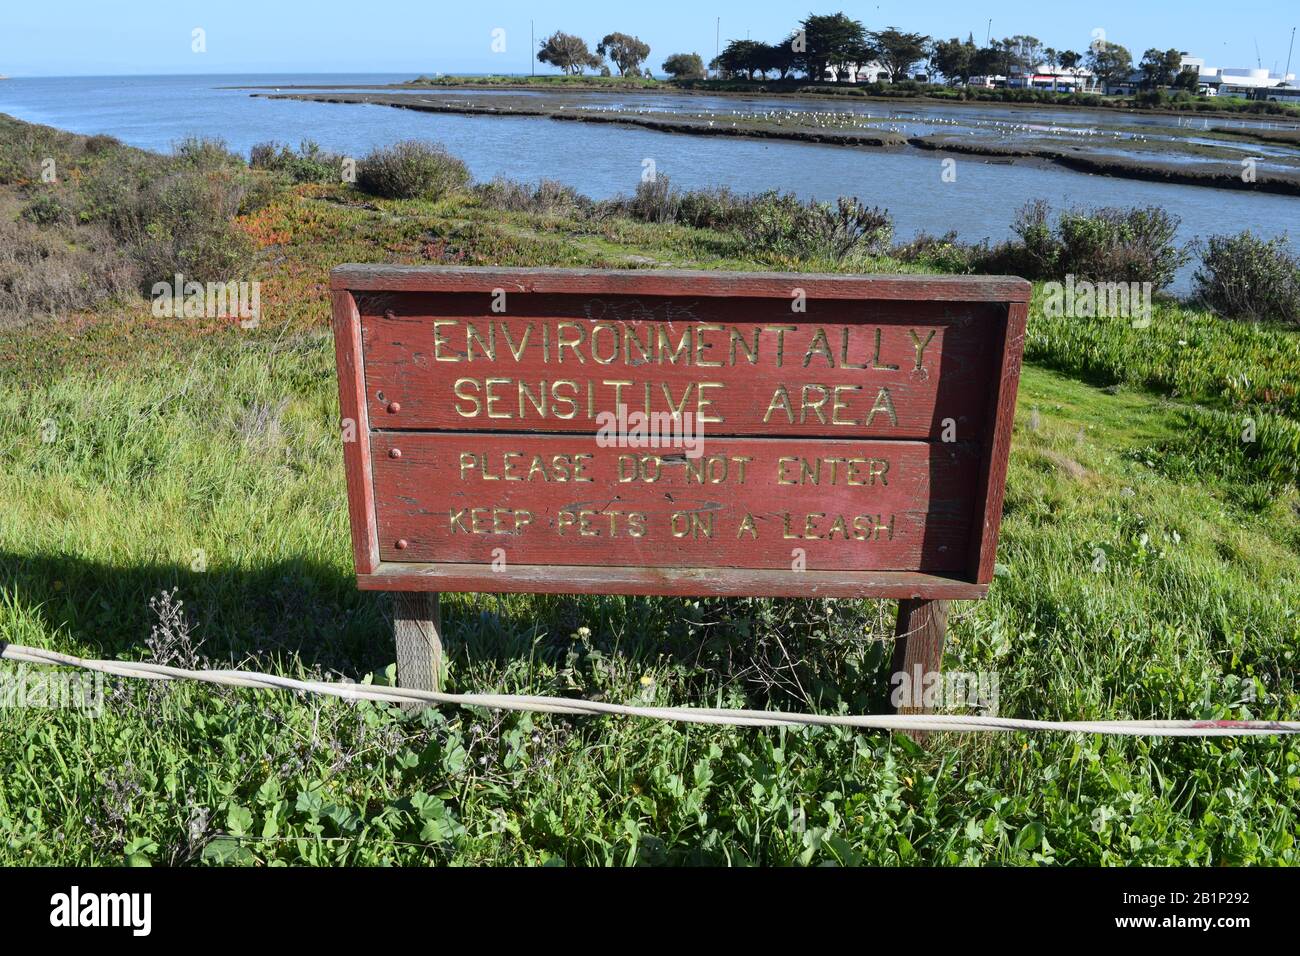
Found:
<box><xmin>331</xmin><ymin>266</ymin><xmax>1029</xmax><ymax>601</ymax></box>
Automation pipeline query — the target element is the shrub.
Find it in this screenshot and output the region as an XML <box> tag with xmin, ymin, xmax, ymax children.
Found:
<box><xmin>1004</xmin><ymin>200</ymin><xmax>1189</xmax><ymax>289</ymax></box>
<box><xmin>809</xmin><ymin>197</ymin><xmax>893</xmax><ymax>261</ymax></box>
<box><xmin>1192</xmin><ymin>232</ymin><xmax>1300</xmax><ymax>325</ymax></box>
<box><xmin>475</xmin><ymin>177</ymin><xmax>590</xmax><ymax>216</ymax></box>
<box><xmin>109</xmin><ymin>166</ymin><xmax>255</xmax><ymax>287</ymax></box>
<box><xmin>172</xmin><ymin>136</ymin><xmax>244</xmax><ymax>171</ymax></box>
<box><xmin>607</xmin><ymin>180</ymin><xmax>892</xmax><ymax>263</ymax></box>
<box><xmin>82</xmin><ymin>133</ymin><xmax>122</xmax><ymax>154</ymax></box>
<box><xmin>674</xmin><ymin>186</ymin><xmax>753</xmax><ymax>230</ymax></box>
<box><xmin>627</xmin><ymin>174</ymin><xmax>679</xmax><ymax>223</ymax></box>
<box><xmin>893</xmin><ymin>231</ymin><xmax>1033</xmax><ymax>276</ymax></box>
<box><xmin>1009</xmin><ymin>199</ymin><xmax>1060</xmax><ymax>278</ymax></box>
<box><xmin>355</xmin><ymin>140</ymin><xmax>470</xmax><ymax>200</ymax></box>
<box><xmin>734</xmin><ymin>189</ymin><xmax>804</xmax><ymax>252</ymax></box>
<box><xmin>893</xmin><ymin>231</ymin><xmax>982</xmax><ymax>273</ymax></box>
<box><xmin>743</xmin><ymin>194</ymin><xmax>892</xmax><ymax>263</ymax></box>
<box><xmin>19</xmin><ymin>192</ymin><xmax>69</xmax><ymax>226</ymax></box>
<box><xmin>75</xmin><ymin>150</ymin><xmax>163</xmax><ymax>233</ymax></box>
<box><xmin>0</xmin><ymin>218</ymin><xmax>138</xmax><ymax>326</ymax></box>
<box><xmin>250</xmin><ymin>140</ymin><xmax>345</xmax><ymax>185</ymax></box>
<box><xmin>1056</xmin><ymin>205</ymin><xmax>1187</xmax><ymax>288</ymax></box>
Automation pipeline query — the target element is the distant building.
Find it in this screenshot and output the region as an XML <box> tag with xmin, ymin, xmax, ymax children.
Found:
<box><xmin>1005</xmin><ymin>64</ymin><xmax>1100</xmax><ymax>92</ymax></box>
<box><xmin>819</xmin><ymin>60</ymin><xmax>887</xmax><ymax>83</ymax></box>
<box><xmin>1211</xmin><ymin>67</ymin><xmax>1296</xmax><ymax>96</ymax></box>
<box><xmin>1118</xmin><ymin>55</ymin><xmax>1299</xmax><ymax>97</ymax></box>
<box><xmin>820</xmin><ymin>61</ymin><xmax>934</xmax><ymax>84</ymax></box>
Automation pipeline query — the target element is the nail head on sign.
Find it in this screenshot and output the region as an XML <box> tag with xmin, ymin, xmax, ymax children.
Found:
<box><xmin>389</xmin><ymin>448</ymin><xmax>402</xmax><ymax>459</ymax></box>
<box><xmin>395</xmin><ymin>539</ymin><xmax>408</xmax><ymax>550</ymax></box>
<box><xmin>387</xmin><ymin>402</ymin><xmax>401</xmax><ymax>413</ymax></box>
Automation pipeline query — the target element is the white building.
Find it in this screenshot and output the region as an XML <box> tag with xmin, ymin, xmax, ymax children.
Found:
<box><xmin>822</xmin><ymin>60</ymin><xmax>890</xmax><ymax>83</ymax></box>
<box><xmin>824</xmin><ymin>60</ymin><xmax>933</xmax><ymax>83</ymax></box>
<box><xmin>1005</xmin><ymin>64</ymin><xmax>1100</xmax><ymax>92</ymax></box>
<box><xmin>1175</xmin><ymin>57</ymin><xmax>1295</xmax><ymax>96</ymax></box>
<box><xmin>1212</xmin><ymin>67</ymin><xmax>1297</xmax><ymax>97</ymax></box>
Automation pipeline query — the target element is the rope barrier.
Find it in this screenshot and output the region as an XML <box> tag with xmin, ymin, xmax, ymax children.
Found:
<box><xmin>2</xmin><ymin>641</ymin><xmax>1296</xmax><ymax>736</ymax></box>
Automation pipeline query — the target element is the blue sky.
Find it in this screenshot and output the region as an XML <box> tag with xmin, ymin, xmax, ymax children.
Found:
<box><xmin>2</xmin><ymin>0</ymin><xmax>1296</xmax><ymax>77</ymax></box>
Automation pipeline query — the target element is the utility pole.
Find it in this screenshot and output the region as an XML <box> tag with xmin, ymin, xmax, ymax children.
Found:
<box><xmin>986</xmin><ymin>19</ymin><xmax>992</xmax><ymax>46</ymax></box>
<box><xmin>716</xmin><ymin>17</ymin><xmax>720</xmax><ymax>77</ymax></box>
<box><xmin>1285</xmin><ymin>26</ymin><xmax>1296</xmax><ymax>82</ymax></box>
<box><xmin>531</xmin><ymin>20</ymin><xmax>535</xmax><ymax>76</ymax></box>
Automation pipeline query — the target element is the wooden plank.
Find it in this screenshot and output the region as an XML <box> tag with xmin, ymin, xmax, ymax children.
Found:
<box><xmin>359</xmin><ymin>562</ymin><xmax>988</xmax><ymax>600</ymax></box>
<box><xmin>968</xmin><ymin>300</ymin><xmax>1028</xmax><ymax>584</ymax></box>
<box><xmin>357</xmin><ymin>296</ymin><xmax>1000</xmax><ymax>440</ymax></box>
<box><xmin>331</xmin><ymin>265</ymin><xmax>1032</xmax><ymax>304</ymax></box>
<box><xmin>391</xmin><ymin>591</ymin><xmax>443</xmax><ymax>707</ymax></box>
<box><xmin>890</xmin><ymin>598</ymin><xmax>952</xmax><ymax>742</ymax></box>
<box><xmin>330</xmin><ymin>290</ymin><xmax>379</xmax><ymax>574</ymax></box>
<box><xmin>370</xmin><ymin>432</ymin><xmax>980</xmax><ymax>572</ymax></box>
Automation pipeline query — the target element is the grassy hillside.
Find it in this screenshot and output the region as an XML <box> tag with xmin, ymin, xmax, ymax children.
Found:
<box><xmin>1</xmin><ymin>126</ymin><xmax>1298</xmax><ymax>865</ymax></box>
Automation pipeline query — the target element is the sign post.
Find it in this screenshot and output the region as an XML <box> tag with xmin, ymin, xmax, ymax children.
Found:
<box><xmin>331</xmin><ymin>266</ymin><xmax>1029</xmax><ymax>721</ymax></box>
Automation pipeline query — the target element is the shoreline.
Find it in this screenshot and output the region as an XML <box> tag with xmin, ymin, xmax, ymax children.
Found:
<box><xmin>253</xmin><ymin>90</ymin><xmax>1300</xmax><ymax>197</ymax></box>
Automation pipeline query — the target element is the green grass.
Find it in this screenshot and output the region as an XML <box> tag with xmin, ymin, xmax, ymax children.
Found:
<box><xmin>2</xmin><ymin>160</ymin><xmax>1299</xmax><ymax>866</ymax></box>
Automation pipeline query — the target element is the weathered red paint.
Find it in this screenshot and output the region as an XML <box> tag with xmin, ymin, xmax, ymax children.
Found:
<box><xmin>370</xmin><ymin>433</ymin><xmax>980</xmax><ymax>571</ymax></box>
<box><xmin>357</xmin><ymin>294</ymin><xmax>1003</xmax><ymax>439</ymax></box>
<box><xmin>330</xmin><ymin>265</ymin><xmax>1030</xmax><ymax>599</ymax></box>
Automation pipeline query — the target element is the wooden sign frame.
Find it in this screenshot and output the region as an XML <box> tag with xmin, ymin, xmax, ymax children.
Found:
<box><xmin>331</xmin><ymin>265</ymin><xmax>1029</xmax><ymax>719</ymax></box>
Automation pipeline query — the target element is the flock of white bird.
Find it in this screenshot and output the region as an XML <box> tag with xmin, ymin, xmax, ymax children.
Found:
<box><xmin>560</xmin><ymin>102</ymin><xmax>1167</xmax><ymax>146</ymax></box>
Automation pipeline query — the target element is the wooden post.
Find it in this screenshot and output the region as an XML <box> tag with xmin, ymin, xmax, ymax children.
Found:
<box><xmin>391</xmin><ymin>592</ymin><xmax>443</xmax><ymax>711</ymax></box>
<box><xmin>890</xmin><ymin>598</ymin><xmax>950</xmax><ymax>743</ymax></box>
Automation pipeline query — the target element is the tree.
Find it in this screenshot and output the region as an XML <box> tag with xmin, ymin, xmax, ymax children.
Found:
<box><xmin>768</xmin><ymin>36</ymin><xmax>800</xmax><ymax>79</ymax></box>
<box><xmin>748</xmin><ymin>42</ymin><xmax>774</xmax><ymax>79</ymax></box>
<box><xmin>1006</xmin><ymin>35</ymin><xmax>1045</xmax><ymax>74</ymax></box>
<box><xmin>932</xmin><ymin>36</ymin><xmax>977</xmax><ymax>86</ymax></box>
<box><xmin>869</xmin><ymin>27</ymin><xmax>931</xmax><ymax>82</ymax></box>
<box><xmin>1044</xmin><ymin>47</ymin><xmax>1059</xmax><ymax>91</ymax></box>
<box><xmin>972</xmin><ymin>45</ymin><xmax>1004</xmax><ymax>81</ymax></box>
<box><xmin>798</xmin><ymin>12</ymin><xmax>868</xmax><ymax>82</ymax></box>
<box><xmin>1161</xmin><ymin>49</ymin><xmax>1183</xmax><ymax>86</ymax></box>
<box><xmin>661</xmin><ymin>52</ymin><xmax>705</xmax><ymax>80</ymax></box>
<box><xmin>716</xmin><ymin>39</ymin><xmax>766</xmax><ymax>79</ymax></box>
<box><xmin>1172</xmin><ymin>64</ymin><xmax>1200</xmax><ymax>92</ymax></box>
<box><xmin>1139</xmin><ymin>48</ymin><xmax>1183</xmax><ymax>89</ymax></box>
<box><xmin>982</xmin><ymin>39</ymin><xmax>1018</xmax><ymax>79</ymax></box>
<box><xmin>597</xmin><ymin>33</ymin><xmax>650</xmax><ymax>77</ymax></box>
<box><xmin>537</xmin><ymin>32</ymin><xmax>604</xmax><ymax>75</ymax></box>
<box><xmin>1058</xmin><ymin>49</ymin><xmax>1082</xmax><ymax>89</ymax></box>
<box><xmin>1087</xmin><ymin>41</ymin><xmax>1133</xmax><ymax>92</ymax></box>
<box><xmin>1137</xmin><ymin>49</ymin><xmax>1162</xmax><ymax>89</ymax></box>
